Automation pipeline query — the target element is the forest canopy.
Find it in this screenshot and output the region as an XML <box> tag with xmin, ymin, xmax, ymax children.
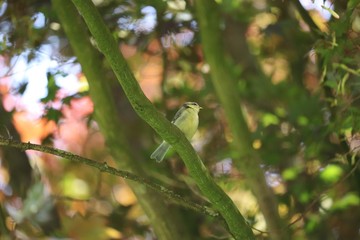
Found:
<box><xmin>0</xmin><ymin>0</ymin><xmax>360</xmax><ymax>239</ymax></box>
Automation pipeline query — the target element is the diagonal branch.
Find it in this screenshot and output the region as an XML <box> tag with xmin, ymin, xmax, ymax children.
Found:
<box><xmin>70</xmin><ymin>0</ymin><xmax>254</xmax><ymax>238</ymax></box>
<box><xmin>0</xmin><ymin>137</ymin><xmax>219</xmax><ymax>218</ymax></box>
<box><xmin>52</xmin><ymin>1</ymin><xmax>195</xmax><ymax>239</ymax></box>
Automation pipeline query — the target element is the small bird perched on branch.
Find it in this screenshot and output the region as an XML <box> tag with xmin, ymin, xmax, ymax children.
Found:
<box><xmin>151</xmin><ymin>102</ymin><xmax>202</xmax><ymax>162</ymax></box>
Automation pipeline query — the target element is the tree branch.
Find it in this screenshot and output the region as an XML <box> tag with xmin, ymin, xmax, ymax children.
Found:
<box><xmin>70</xmin><ymin>0</ymin><xmax>254</xmax><ymax>238</ymax></box>
<box><xmin>0</xmin><ymin>136</ymin><xmax>219</xmax><ymax>218</ymax></box>
<box><xmin>194</xmin><ymin>1</ymin><xmax>289</xmax><ymax>239</ymax></box>
<box><xmin>53</xmin><ymin>1</ymin><xmax>196</xmax><ymax>239</ymax></box>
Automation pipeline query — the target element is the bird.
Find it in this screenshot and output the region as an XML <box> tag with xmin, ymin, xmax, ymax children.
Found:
<box><xmin>150</xmin><ymin>102</ymin><xmax>202</xmax><ymax>162</ymax></box>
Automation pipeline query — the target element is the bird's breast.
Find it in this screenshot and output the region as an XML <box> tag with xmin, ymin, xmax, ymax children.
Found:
<box><xmin>173</xmin><ymin>111</ymin><xmax>199</xmax><ymax>140</ymax></box>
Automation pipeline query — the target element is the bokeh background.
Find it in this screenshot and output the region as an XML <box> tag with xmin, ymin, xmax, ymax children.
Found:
<box><xmin>1</xmin><ymin>0</ymin><xmax>360</xmax><ymax>239</ymax></box>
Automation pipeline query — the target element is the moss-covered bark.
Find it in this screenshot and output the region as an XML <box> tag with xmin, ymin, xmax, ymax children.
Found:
<box><xmin>195</xmin><ymin>1</ymin><xmax>289</xmax><ymax>239</ymax></box>
<box><xmin>52</xmin><ymin>1</ymin><xmax>193</xmax><ymax>239</ymax></box>
<box><xmin>69</xmin><ymin>0</ymin><xmax>255</xmax><ymax>238</ymax></box>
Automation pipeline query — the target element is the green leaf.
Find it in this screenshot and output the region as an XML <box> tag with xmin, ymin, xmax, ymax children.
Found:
<box><xmin>305</xmin><ymin>215</ymin><xmax>320</xmax><ymax>233</ymax></box>
<box><xmin>261</xmin><ymin>113</ymin><xmax>280</xmax><ymax>127</ymax></box>
<box><xmin>332</xmin><ymin>192</ymin><xmax>360</xmax><ymax>210</ymax></box>
<box><xmin>282</xmin><ymin>167</ymin><xmax>300</xmax><ymax>181</ymax></box>
<box><xmin>299</xmin><ymin>191</ymin><xmax>311</xmax><ymax>203</ymax></box>
<box><xmin>297</xmin><ymin>116</ymin><xmax>309</xmax><ymax>126</ymax></box>
<box><xmin>41</xmin><ymin>72</ymin><xmax>60</xmax><ymax>103</ymax></box>
<box><xmin>324</xmin><ymin>78</ymin><xmax>337</xmax><ymax>89</ymax></box>
<box><xmin>320</xmin><ymin>164</ymin><xmax>343</xmax><ymax>183</ymax></box>
<box><xmin>44</xmin><ymin>108</ymin><xmax>62</xmax><ymax>122</ymax></box>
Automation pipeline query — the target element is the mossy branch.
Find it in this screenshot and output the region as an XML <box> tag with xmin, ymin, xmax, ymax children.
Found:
<box><xmin>52</xmin><ymin>1</ymin><xmax>194</xmax><ymax>239</ymax></box>
<box><xmin>70</xmin><ymin>0</ymin><xmax>254</xmax><ymax>238</ymax></box>
<box><xmin>195</xmin><ymin>1</ymin><xmax>289</xmax><ymax>239</ymax></box>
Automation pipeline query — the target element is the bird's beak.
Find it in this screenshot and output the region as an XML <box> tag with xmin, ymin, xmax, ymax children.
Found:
<box><xmin>199</xmin><ymin>106</ymin><xmax>203</xmax><ymax>110</ymax></box>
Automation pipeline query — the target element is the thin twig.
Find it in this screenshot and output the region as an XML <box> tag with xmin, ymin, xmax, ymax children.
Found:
<box><xmin>0</xmin><ymin>53</ymin><xmax>76</xmax><ymax>80</ymax></box>
<box><xmin>246</xmin><ymin>157</ymin><xmax>360</xmax><ymax>235</ymax></box>
<box><xmin>251</xmin><ymin>226</ymin><xmax>268</xmax><ymax>235</ymax></box>
<box><xmin>0</xmin><ymin>136</ymin><xmax>220</xmax><ymax>219</ymax></box>
<box><xmin>0</xmin><ymin>54</ymin><xmax>21</xmax><ymax>80</ymax></box>
<box><xmin>288</xmin><ymin>158</ymin><xmax>360</xmax><ymax>228</ymax></box>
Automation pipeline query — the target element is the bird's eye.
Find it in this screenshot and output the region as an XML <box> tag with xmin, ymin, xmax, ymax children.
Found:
<box><xmin>184</xmin><ymin>102</ymin><xmax>198</xmax><ymax>108</ymax></box>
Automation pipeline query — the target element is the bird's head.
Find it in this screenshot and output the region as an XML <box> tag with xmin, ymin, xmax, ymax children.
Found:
<box><xmin>183</xmin><ymin>102</ymin><xmax>202</xmax><ymax>112</ymax></box>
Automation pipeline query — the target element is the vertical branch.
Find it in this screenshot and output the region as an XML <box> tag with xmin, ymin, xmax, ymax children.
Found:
<box><xmin>195</xmin><ymin>1</ymin><xmax>289</xmax><ymax>239</ymax></box>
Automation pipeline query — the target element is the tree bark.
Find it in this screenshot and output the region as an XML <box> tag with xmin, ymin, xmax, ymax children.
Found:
<box><xmin>68</xmin><ymin>0</ymin><xmax>255</xmax><ymax>238</ymax></box>
<box><xmin>195</xmin><ymin>1</ymin><xmax>289</xmax><ymax>239</ymax></box>
<box><xmin>52</xmin><ymin>1</ymin><xmax>193</xmax><ymax>239</ymax></box>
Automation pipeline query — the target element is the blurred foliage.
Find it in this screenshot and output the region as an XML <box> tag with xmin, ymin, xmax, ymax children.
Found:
<box><xmin>0</xmin><ymin>0</ymin><xmax>360</xmax><ymax>239</ymax></box>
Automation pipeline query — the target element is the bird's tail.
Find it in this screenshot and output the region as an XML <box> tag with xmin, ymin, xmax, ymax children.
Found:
<box><xmin>150</xmin><ymin>142</ymin><xmax>170</xmax><ymax>162</ymax></box>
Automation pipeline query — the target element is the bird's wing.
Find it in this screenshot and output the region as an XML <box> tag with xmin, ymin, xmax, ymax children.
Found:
<box><xmin>171</xmin><ymin>106</ymin><xmax>185</xmax><ymax>123</ymax></box>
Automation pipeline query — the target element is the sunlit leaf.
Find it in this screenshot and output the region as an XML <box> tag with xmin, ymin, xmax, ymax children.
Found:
<box><xmin>261</xmin><ymin>113</ymin><xmax>279</xmax><ymax>127</ymax></box>
<box><xmin>332</xmin><ymin>192</ymin><xmax>360</xmax><ymax>210</ymax></box>
<box><xmin>282</xmin><ymin>167</ymin><xmax>300</xmax><ymax>181</ymax></box>
<box><xmin>297</xmin><ymin>116</ymin><xmax>309</xmax><ymax>126</ymax></box>
<box><xmin>320</xmin><ymin>164</ymin><xmax>343</xmax><ymax>183</ymax></box>
<box><xmin>252</xmin><ymin>139</ymin><xmax>262</xmax><ymax>149</ymax></box>
<box><xmin>106</xmin><ymin>227</ymin><xmax>123</xmax><ymax>239</ymax></box>
<box><xmin>60</xmin><ymin>174</ymin><xmax>90</xmax><ymax>200</ymax></box>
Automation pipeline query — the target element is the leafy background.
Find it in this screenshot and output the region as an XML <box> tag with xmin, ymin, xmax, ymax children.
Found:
<box><xmin>0</xmin><ymin>0</ymin><xmax>360</xmax><ymax>239</ymax></box>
